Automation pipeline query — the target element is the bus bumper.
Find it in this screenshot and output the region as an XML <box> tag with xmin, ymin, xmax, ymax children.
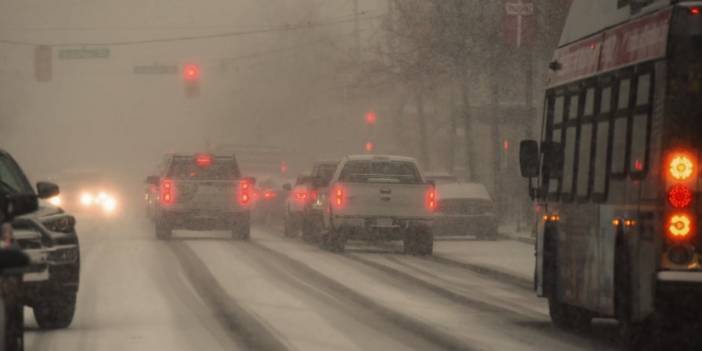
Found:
<box><xmin>657</xmin><ymin>271</ymin><xmax>702</xmax><ymax>283</ymax></box>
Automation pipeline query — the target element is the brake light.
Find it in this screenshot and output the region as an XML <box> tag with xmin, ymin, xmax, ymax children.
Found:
<box><xmin>668</xmin><ymin>184</ymin><xmax>693</xmax><ymax>209</ymax></box>
<box><xmin>333</xmin><ymin>185</ymin><xmax>345</xmax><ymax>209</ymax></box>
<box><xmin>160</xmin><ymin>179</ymin><xmax>175</xmax><ymax>206</ymax></box>
<box><xmin>264</xmin><ymin>190</ymin><xmax>277</xmax><ymax>200</ymax></box>
<box><xmin>691</xmin><ymin>7</ymin><xmax>701</xmax><ymax>15</ymax></box>
<box><xmin>667</xmin><ymin>213</ymin><xmax>694</xmax><ymax>239</ymax></box>
<box><xmin>239</xmin><ymin>180</ymin><xmax>251</xmax><ymax>206</ymax></box>
<box><xmin>426</xmin><ymin>187</ymin><xmax>437</xmax><ymax>212</ymax></box>
<box><xmin>195</xmin><ymin>153</ymin><xmax>213</xmax><ymax>168</ymax></box>
<box><xmin>294</xmin><ymin>191</ymin><xmax>308</xmax><ymax>202</ymax></box>
<box><xmin>669</xmin><ymin>154</ymin><xmax>695</xmax><ymax>181</ymax></box>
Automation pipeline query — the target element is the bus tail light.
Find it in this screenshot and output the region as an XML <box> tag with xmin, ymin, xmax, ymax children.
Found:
<box><xmin>668</xmin><ymin>153</ymin><xmax>695</xmax><ymax>181</ymax></box>
<box><xmin>160</xmin><ymin>178</ymin><xmax>175</xmax><ymax>206</ymax></box>
<box><xmin>239</xmin><ymin>180</ymin><xmax>252</xmax><ymax>206</ymax></box>
<box><xmin>667</xmin><ymin>213</ymin><xmax>694</xmax><ymax>239</ymax></box>
<box><xmin>668</xmin><ymin>184</ymin><xmax>693</xmax><ymax>208</ymax></box>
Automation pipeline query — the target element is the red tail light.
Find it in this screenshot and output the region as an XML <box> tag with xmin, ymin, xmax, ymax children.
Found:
<box><xmin>668</xmin><ymin>184</ymin><xmax>693</xmax><ymax>209</ymax></box>
<box><xmin>333</xmin><ymin>185</ymin><xmax>345</xmax><ymax>209</ymax></box>
<box><xmin>195</xmin><ymin>153</ymin><xmax>213</xmax><ymax>168</ymax></box>
<box><xmin>264</xmin><ymin>190</ymin><xmax>277</xmax><ymax>200</ymax></box>
<box><xmin>160</xmin><ymin>178</ymin><xmax>175</xmax><ymax>206</ymax></box>
<box><xmin>426</xmin><ymin>187</ymin><xmax>437</xmax><ymax>212</ymax></box>
<box><xmin>239</xmin><ymin>180</ymin><xmax>251</xmax><ymax>206</ymax></box>
<box><xmin>691</xmin><ymin>7</ymin><xmax>701</xmax><ymax>15</ymax></box>
<box><xmin>294</xmin><ymin>191</ymin><xmax>308</xmax><ymax>202</ymax></box>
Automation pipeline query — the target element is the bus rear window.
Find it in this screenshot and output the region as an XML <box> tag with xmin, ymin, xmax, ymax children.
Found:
<box><xmin>169</xmin><ymin>159</ymin><xmax>241</xmax><ymax>180</ymax></box>
<box><xmin>339</xmin><ymin>160</ymin><xmax>422</xmax><ymax>184</ymax></box>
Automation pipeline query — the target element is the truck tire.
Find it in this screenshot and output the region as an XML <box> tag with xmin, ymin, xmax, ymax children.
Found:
<box><xmin>232</xmin><ymin>214</ymin><xmax>251</xmax><ymax>240</ymax></box>
<box><xmin>155</xmin><ymin>219</ymin><xmax>172</xmax><ymax>240</ymax></box>
<box><xmin>2</xmin><ymin>276</ymin><xmax>24</xmax><ymax>350</ymax></box>
<box><xmin>402</xmin><ymin>231</ymin><xmax>417</xmax><ymax>255</ymax></box>
<box><xmin>33</xmin><ymin>292</ymin><xmax>76</xmax><ymax>329</ymax></box>
<box><xmin>302</xmin><ymin>217</ymin><xmax>320</xmax><ymax>243</ymax></box>
<box><xmin>322</xmin><ymin>228</ymin><xmax>346</xmax><ymax>253</ymax></box>
<box><xmin>405</xmin><ymin>228</ymin><xmax>433</xmax><ymax>256</ymax></box>
<box><xmin>283</xmin><ymin>212</ymin><xmax>297</xmax><ymax>238</ymax></box>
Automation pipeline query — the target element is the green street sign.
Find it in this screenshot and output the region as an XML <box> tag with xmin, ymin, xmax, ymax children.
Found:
<box><xmin>133</xmin><ymin>64</ymin><xmax>178</xmax><ymax>75</ymax></box>
<box><xmin>58</xmin><ymin>47</ymin><xmax>110</xmax><ymax>60</ymax></box>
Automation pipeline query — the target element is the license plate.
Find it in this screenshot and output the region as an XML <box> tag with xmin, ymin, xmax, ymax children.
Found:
<box><xmin>376</xmin><ymin>218</ymin><xmax>394</xmax><ymax>227</ymax></box>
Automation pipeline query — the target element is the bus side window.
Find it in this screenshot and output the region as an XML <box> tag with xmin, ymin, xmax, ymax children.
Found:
<box><xmin>562</xmin><ymin>94</ymin><xmax>580</xmax><ymax>199</ymax></box>
<box><xmin>547</xmin><ymin>95</ymin><xmax>566</xmax><ymax>197</ymax></box>
<box><xmin>593</xmin><ymin>121</ymin><xmax>610</xmax><ymax>197</ymax></box>
<box><xmin>612</xmin><ymin>78</ymin><xmax>631</xmax><ymax>176</ymax></box>
<box><xmin>631</xmin><ymin>73</ymin><xmax>652</xmax><ymax>174</ymax></box>
<box><xmin>592</xmin><ymin>86</ymin><xmax>612</xmax><ymax>200</ymax></box>
<box><xmin>577</xmin><ymin>124</ymin><xmax>593</xmax><ymax>198</ymax></box>
<box><xmin>577</xmin><ymin>88</ymin><xmax>596</xmax><ymax>199</ymax></box>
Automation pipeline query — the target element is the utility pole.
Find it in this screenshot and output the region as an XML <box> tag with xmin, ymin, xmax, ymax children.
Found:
<box><xmin>353</xmin><ymin>0</ymin><xmax>361</xmax><ymax>62</ymax></box>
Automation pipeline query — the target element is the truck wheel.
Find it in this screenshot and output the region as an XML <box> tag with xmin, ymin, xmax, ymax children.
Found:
<box><xmin>416</xmin><ymin>229</ymin><xmax>434</xmax><ymax>256</ymax></box>
<box><xmin>33</xmin><ymin>292</ymin><xmax>77</xmax><ymax>329</ymax></box>
<box><xmin>301</xmin><ymin>218</ymin><xmax>316</xmax><ymax>243</ymax></box>
<box><xmin>2</xmin><ymin>276</ymin><xmax>24</xmax><ymax>350</ymax></box>
<box><xmin>283</xmin><ymin>213</ymin><xmax>297</xmax><ymax>238</ymax></box>
<box><xmin>322</xmin><ymin>228</ymin><xmax>346</xmax><ymax>253</ymax></box>
<box><xmin>155</xmin><ymin>220</ymin><xmax>172</xmax><ymax>240</ymax></box>
<box><xmin>232</xmin><ymin>215</ymin><xmax>251</xmax><ymax>240</ymax></box>
<box><xmin>548</xmin><ymin>297</ymin><xmax>592</xmax><ymax>331</ymax></box>
<box><xmin>403</xmin><ymin>231</ymin><xmax>417</xmax><ymax>255</ymax></box>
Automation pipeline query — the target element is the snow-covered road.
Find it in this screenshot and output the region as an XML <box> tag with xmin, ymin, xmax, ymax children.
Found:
<box><xmin>24</xmin><ymin>216</ymin><xmax>621</xmax><ymax>351</ymax></box>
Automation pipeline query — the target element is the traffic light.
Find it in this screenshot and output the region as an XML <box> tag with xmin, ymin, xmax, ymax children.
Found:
<box><xmin>183</xmin><ymin>63</ymin><xmax>201</xmax><ymax>97</ymax></box>
<box><xmin>365</xmin><ymin>111</ymin><xmax>377</xmax><ymax>125</ymax></box>
<box><xmin>365</xmin><ymin>141</ymin><xmax>375</xmax><ymax>153</ymax></box>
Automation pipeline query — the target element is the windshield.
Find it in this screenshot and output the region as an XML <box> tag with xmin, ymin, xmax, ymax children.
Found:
<box><xmin>339</xmin><ymin>160</ymin><xmax>422</xmax><ymax>184</ymax></box>
<box><xmin>168</xmin><ymin>159</ymin><xmax>240</xmax><ymax>180</ymax></box>
<box><xmin>0</xmin><ymin>155</ymin><xmax>31</xmax><ymax>193</ymax></box>
<box><xmin>317</xmin><ymin>163</ymin><xmax>339</xmax><ymax>185</ymax></box>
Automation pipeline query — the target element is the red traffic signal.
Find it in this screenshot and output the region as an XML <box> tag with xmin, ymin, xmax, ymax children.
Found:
<box><xmin>365</xmin><ymin>111</ymin><xmax>377</xmax><ymax>125</ymax></box>
<box><xmin>365</xmin><ymin>141</ymin><xmax>375</xmax><ymax>153</ymax></box>
<box><xmin>183</xmin><ymin>63</ymin><xmax>201</xmax><ymax>82</ymax></box>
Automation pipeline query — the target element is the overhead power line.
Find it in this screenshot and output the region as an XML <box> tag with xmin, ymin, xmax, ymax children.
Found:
<box><xmin>0</xmin><ymin>13</ymin><xmax>384</xmax><ymax>47</ymax></box>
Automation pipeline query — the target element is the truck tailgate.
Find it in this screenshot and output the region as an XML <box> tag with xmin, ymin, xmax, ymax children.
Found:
<box><xmin>175</xmin><ymin>180</ymin><xmax>236</xmax><ymax>211</ymax></box>
<box><xmin>335</xmin><ymin>182</ymin><xmax>431</xmax><ymax>218</ymax></box>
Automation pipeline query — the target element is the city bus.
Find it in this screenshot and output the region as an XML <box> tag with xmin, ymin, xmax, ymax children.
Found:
<box><xmin>519</xmin><ymin>0</ymin><xmax>702</xmax><ymax>348</ymax></box>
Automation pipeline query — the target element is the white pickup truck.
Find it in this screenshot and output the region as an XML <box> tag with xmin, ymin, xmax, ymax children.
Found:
<box><xmin>321</xmin><ymin>155</ymin><xmax>436</xmax><ymax>255</ymax></box>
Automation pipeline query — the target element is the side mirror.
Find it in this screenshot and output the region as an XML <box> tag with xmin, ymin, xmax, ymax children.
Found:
<box><xmin>282</xmin><ymin>183</ymin><xmax>292</xmax><ymax>191</ymax></box>
<box><xmin>146</xmin><ymin>176</ymin><xmax>160</xmax><ymax>186</ymax></box>
<box><xmin>36</xmin><ymin>182</ymin><xmax>60</xmax><ymax>199</ymax></box>
<box><xmin>519</xmin><ymin>140</ymin><xmax>540</xmax><ymax>178</ymax></box>
<box><xmin>0</xmin><ymin>192</ymin><xmax>38</xmax><ymax>220</ymax></box>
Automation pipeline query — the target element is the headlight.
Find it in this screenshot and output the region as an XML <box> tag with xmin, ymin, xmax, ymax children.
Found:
<box><xmin>48</xmin><ymin>196</ymin><xmax>62</xmax><ymax>207</ymax></box>
<box><xmin>80</xmin><ymin>193</ymin><xmax>94</xmax><ymax>207</ymax></box>
<box><xmin>102</xmin><ymin>197</ymin><xmax>117</xmax><ymax>214</ymax></box>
